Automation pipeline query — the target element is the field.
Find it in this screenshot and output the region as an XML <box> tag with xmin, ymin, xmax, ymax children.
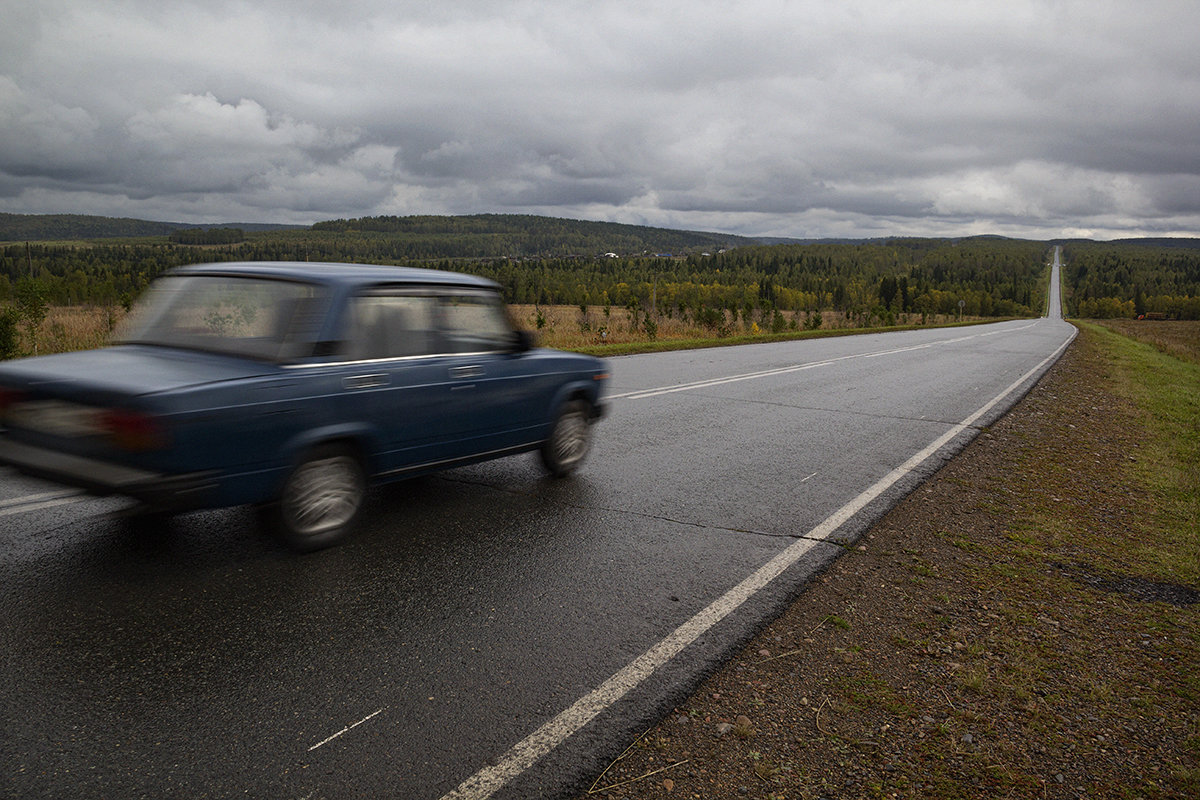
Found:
<box><xmin>9</xmin><ymin>303</ymin><xmax>972</xmax><ymax>359</ymax></box>
<box><xmin>511</xmin><ymin>304</ymin><xmax>973</xmax><ymax>352</ymax></box>
<box><xmin>12</xmin><ymin>304</ymin><xmax>122</xmax><ymax>357</ymax></box>
<box><xmin>1095</xmin><ymin>320</ymin><xmax>1200</xmax><ymax>364</ymax></box>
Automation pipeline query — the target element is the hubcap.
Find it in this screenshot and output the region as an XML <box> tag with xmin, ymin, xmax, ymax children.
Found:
<box><xmin>284</xmin><ymin>455</ymin><xmax>362</xmax><ymax>535</ymax></box>
<box><xmin>552</xmin><ymin>411</ymin><xmax>589</xmax><ymax>467</ymax></box>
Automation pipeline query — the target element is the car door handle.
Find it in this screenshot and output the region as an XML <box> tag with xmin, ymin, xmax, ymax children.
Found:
<box><xmin>343</xmin><ymin>373</ymin><xmax>389</xmax><ymax>389</ymax></box>
<box><xmin>449</xmin><ymin>365</ymin><xmax>484</xmax><ymax>379</ymax></box>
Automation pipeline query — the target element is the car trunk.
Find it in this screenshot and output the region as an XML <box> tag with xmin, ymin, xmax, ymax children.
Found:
<box><xmin>0</xmin><ymin>345</ymin><xmax>278</xmax><ymax>470</ymax></box>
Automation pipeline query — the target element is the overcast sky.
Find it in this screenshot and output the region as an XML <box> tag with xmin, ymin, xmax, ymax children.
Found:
<box><xmin>1</xmin><ymin>0</ymin><xmax>1196</xmax><ymax>240</ymax></box>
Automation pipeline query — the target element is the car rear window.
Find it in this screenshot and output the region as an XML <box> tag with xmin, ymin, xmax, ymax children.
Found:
<box><xmin>113</xmin><ymin>275</ymin><xmax>328</xmax><ymax>362</ymax></box>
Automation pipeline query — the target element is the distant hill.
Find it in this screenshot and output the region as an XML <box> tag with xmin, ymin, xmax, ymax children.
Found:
<box><xmin>0</xmin><ymin>213</ymin><xmax>182</xmax><ymax>241</ymax></box>
<box><xmin>1052</xmin><ymin>236</ymin><xmax>1200</xmax><ymax>250</ymax></box>
<box><xmin>0</xmin><ymin>213</ymin><xmax>298</xmax><ymax>242</ymax></box>
<box><xmin>311</xmin><ymin>213</ymin><xmax>757</xmax><ymax>257</ymax></box>
<box><xmin>757</xmin><ymin>236</ymin><xmax>889</xmax><ymax>246</ymax></box>
<box><xmin>1104</xmin><ymin>237</ymin><xmax>1200</xmax><ymax>250</ymax></box>
<box><xmin>6</xmin><ymin>213</ymin><xmax>1198</xmax><ymax>254</ymax></box>
<box><xmin>1</xmin><ymin>211</ymin><xmax>755</xmax><ymax>256</ymax></box>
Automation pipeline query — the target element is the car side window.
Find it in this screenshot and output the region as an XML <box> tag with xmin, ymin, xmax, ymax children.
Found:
<box><xmin>440</xmin><ymin>292</ymin><xmax>515</xmax><ymax>353</ymax></box>
<box><xmin>347</xmin><ymin>294</ymin><xmax>438</xmax><ymax>360</ymax></box>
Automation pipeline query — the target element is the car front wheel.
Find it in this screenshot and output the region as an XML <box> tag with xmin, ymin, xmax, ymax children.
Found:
<box><xmin>267</xmin><ymin>445</ymin><xmax>366</xmax><ymax>551</ymax></box>
<box><xmin>541</xmin><ymin>399</ymin><xmax>593</xmax><ymax>477</ymax></box>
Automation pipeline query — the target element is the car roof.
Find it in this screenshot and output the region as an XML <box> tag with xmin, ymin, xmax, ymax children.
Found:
<box><xmin>169</xmin><ymin>261</ymin><xmax>500</xmax><ymax>290</ymax></box>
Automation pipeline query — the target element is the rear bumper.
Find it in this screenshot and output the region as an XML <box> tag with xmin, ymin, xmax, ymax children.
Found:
<box><xmin>0</xmin><ymin>438</ymin><xmax>216</xmax><ymax>510</ymax></box>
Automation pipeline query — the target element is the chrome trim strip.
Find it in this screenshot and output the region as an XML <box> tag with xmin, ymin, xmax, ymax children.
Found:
<box><xmin>283</xmin><ymin>349</ymin><xmax>507</xmax><ymax>369</ymax></box>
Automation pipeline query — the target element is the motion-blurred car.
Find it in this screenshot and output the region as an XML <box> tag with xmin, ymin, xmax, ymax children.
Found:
<box><xmin>0</xmin><ymin>262</ymin><xmax>608</xmax><ymax>550</ymax></box>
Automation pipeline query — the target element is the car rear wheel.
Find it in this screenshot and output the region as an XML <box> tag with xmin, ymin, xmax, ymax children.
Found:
<box><xmin>540</xmin><ymin>399</ymin><xmax>592</xmax><ymax>477</ymax></box>
<box><xmin>268</xmin><ymin>445</ymin><xmax>366</xmax><ymax>551</ymax></box>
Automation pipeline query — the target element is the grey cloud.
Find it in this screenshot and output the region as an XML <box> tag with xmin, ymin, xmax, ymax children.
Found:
<box><xmin>0</xmin><ymin>1</ymin><xmax>1196</xmax><ymax>238</ymax></box>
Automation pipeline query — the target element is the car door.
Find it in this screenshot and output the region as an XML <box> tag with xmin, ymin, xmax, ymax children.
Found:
<box><xmin>436</xmin><ymin>289</ymin><xmax>551</xmax><ymax>453</ymax></box>
<box><xmin>334</xmin><ymin>290</ymin><xmax>452</xmax><ymax>475</ymax></box>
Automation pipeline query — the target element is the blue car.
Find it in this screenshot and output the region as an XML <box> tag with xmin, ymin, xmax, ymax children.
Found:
<box><xmin>0</xmin><ymin>262</ymin><xmax>608</xmax><ymax>550</ymax></box>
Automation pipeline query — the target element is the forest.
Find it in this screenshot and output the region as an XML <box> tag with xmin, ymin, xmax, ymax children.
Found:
<box><xmin>1061</xmin><ymin>239</ymin><xmax>1200</xmax><ymax>319</ymax></box>
<box><xmin>1</xmin><ymin>215</ymin><xmax>1197</xmax><ymax>334</ymax></box>
<box><xmin>309</xmin><ymin>214</ymin><xmax>757</xmax><ymax>258</ymax></box>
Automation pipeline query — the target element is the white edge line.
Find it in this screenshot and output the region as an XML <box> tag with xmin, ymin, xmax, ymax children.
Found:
<box><xmin>441</xmin><ymin>328</ymin><xmax>1076</xmax><ymax>800</ymax></box>
<box><xmin>307</xmin><ymin>708</ymin><xmax>386</xmax><ymax>752</ymax></box>
<box><xmin>0</xmin><ymin>495</ymin><xmax>88</xmax><ymax>518</ymax></box>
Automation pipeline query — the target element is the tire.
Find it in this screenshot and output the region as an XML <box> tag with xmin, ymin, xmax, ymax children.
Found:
<box><xmin>267</xmin><ymin>444</ymin><xmax>366</xmax><ymax>551</ymax></box>
<box><xmin>540</xmin><ymin>399</ymin><xmax>593</xmax><ymax>477</ymax></box>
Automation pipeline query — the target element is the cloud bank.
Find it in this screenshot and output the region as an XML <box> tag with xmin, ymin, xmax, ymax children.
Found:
<box><xmin>1</xmin><ymin>0</ymin><xmax>1196</xmax><ymax>239</ymax></box>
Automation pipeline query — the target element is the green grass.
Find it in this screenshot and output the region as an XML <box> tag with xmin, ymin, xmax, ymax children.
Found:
<box><xmin>1077</xmin><ymin>322</ymin><xmax>1200</xmax><ymax>585</ymax></box>
<box><xmin>889</xmin><ymin>322</ymin><xmax>1200</xmax><ymax>797</ymax></box>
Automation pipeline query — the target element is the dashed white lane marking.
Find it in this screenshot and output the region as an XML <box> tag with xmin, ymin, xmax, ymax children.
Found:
<box><xmin>440</xmin><ymin>326</ymin><xmax>1076</xmax><ymax>800</ymax></box>
<box><xmin>307</xmin><ymin>708</ymin><xmax>386</xmax><ymax>752</ymax></box>
<box><xmin>609</xmin><ymin>342</ymin><xmax>930</xmax><ymax>400</ymax></box>
<box><xmin>608</xmin><ymin>321</ymin><xmax>1038</xmax><ymax>402</ymax></box>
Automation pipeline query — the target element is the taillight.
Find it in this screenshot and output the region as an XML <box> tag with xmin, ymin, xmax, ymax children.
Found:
<box><xmin>0</xmin><ymin>386</ymin><xmax>27</xmax><ymax>423</ymax></box>
<box><xmin>101</xmin><ymin>409</ymin><xmax>168</xmax><ymax>451</ymax></box>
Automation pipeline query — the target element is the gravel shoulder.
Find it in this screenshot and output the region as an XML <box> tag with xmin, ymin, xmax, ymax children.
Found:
<box><xmin>579</xmin><ymin>322</ymin><xmax>1199</xmax><ymax>800</ymax></box>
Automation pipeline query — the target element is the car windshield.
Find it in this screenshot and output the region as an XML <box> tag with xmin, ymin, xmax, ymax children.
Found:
<box><xmin>113</xmin><ymin>275</ymin><xmax>328</xmax><ymax>362</ymax></box>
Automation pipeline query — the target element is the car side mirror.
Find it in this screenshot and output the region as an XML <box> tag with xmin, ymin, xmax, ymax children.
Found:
<box><xmin>513</xmin><ymin>330</ymin><xmax>535</xmax><ymax>352</ymax></box>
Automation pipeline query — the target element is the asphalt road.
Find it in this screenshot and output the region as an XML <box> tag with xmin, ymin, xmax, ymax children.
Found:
<box><xmin>1</xmin><ymin>255</ymin><xmax>1075</xmax><ymax>799</ymax></box>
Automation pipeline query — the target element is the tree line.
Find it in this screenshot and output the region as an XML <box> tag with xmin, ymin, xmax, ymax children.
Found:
<box><xmin>1062</xmin><ymin>240</ymin><xmax>1200</xmax><ymax>319</ymax></box>
<box><xmin>1</xmin><ymin>214</ymin><xmax>1197</xmax><ymax>328</ymax></box>
<box><xmin>168</xmin><ymin>227</ymin><xmax>245</xmax><ymax>245</ymax></box>
<box><xmin>1</xmin><ymin>235</ymin><xmax>1050</xmax><ymax>324</ymax></box>
<box><xmin>0</xmin><ymin>213</ymin><xmax>182</xmax><ymax>241</ymax></box>
<box><xmin>310</xmin><ymin>213</ymin><xmax>755</xmax><ymax>257</ymax></box>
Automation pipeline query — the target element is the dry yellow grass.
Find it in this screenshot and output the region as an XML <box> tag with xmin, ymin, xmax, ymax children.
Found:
<box><xmin>512</xmin><ymin>304</ymin><xmax>963</xmax><ymax>350</ymax></box>
<box><xmin>511</xmin><ymin>303</ymin><xmax>741</xmax><ymax>349</ymax></box>
<box><xmin>7</xmin><ymin>303</ymin><xmax>970</xmax><ymax>359</ymax></box>
<box><xmin>11</xmin><ymin>305</ymin><xmax>127</xmax><ymax>357</ymax></box>
<box><xmin>1096</xmin><ymin>319</ymin><xmax>1200</xmax><ymax>365</ymax></box>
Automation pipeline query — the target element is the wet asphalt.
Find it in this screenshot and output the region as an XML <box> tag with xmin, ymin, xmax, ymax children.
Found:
<box><xmin>1</xmin><ymin>263</ymin><xmax>1075</xmax><ymax>800</ymax></box>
